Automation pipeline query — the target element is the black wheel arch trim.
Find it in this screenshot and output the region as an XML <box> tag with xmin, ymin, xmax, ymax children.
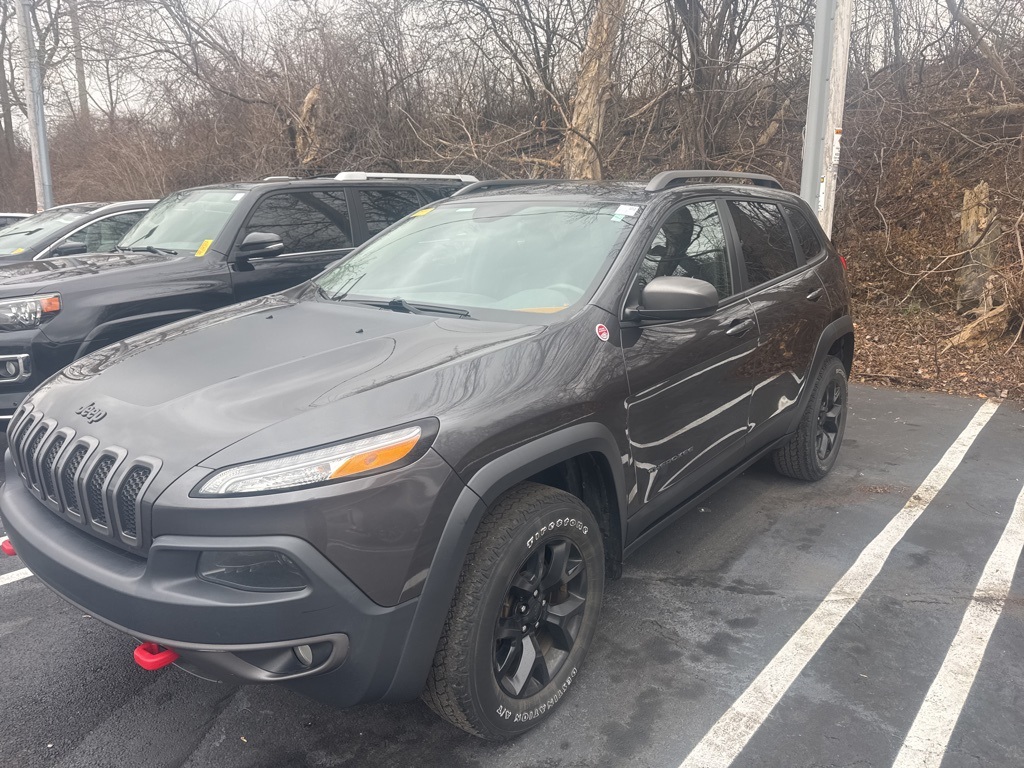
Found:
<box><xmin>383</xmin><ymin>422</ymin><xmax>628</xmax><ymax>702</ymax></box>
<box><xmin>787</xmin><ymin>314</ymin><xmax>854</xmax><ymax>433</ymax></box>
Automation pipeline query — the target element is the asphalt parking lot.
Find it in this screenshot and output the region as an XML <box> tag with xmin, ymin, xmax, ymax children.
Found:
<box><xmin>2</xmin><ymin>384</ymin><xmax>1023</xmax><ymax>768</ymax></box>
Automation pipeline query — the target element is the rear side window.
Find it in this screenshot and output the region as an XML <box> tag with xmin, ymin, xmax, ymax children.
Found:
<box><xmin>245</xmin><ymin>191</ymin><xmax>352</xmax><ymax>254</ymax></box>
<box><xmin>727</xmin><ymin>201</ymin><xmax>799</xmax><ymax>287</ymax></box>
<box><xmin>360</xmin><ymin>189</ymin><xmax>422</xmax><ymax>236</ymax></box>
<box><xmin>787</xmin><ymin>206</ymin><xmax>823</xmax><ymax>262</ymax></box>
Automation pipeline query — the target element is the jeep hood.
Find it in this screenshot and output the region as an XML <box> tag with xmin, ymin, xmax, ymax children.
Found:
<box><xmin>23</xmin><ymin>293</ymin><xmax>543</xmax><ymax>478</ymax></box>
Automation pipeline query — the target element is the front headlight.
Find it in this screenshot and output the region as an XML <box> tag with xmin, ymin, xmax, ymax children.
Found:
<box><xmin>196</xmin><ymin>425</ymin><xmax>425</xmax><ymax>496</ymax></box>
<box><xmin>0</xmin><ymin>294</ymin><xmax>61</xmax><ymax>331</ymax></box>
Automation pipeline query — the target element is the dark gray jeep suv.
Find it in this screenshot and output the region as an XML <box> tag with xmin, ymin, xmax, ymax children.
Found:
<box><xmin>0</xmin><ymin>171</ymin><xmax>853</xmax><ymax>739</ymax></box>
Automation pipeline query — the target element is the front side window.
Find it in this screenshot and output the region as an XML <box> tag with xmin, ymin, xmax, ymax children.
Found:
<box><xmin>639</xmin><ymin>201</ymin><xmax>732</xmax><ymax>299</ymax></box>
<box><xmin>360</xmin><ymin>189</ymin><xmax>422</xmax><ymax>236</ymax></box>
<box><xmin>119</xmin><ymin>189</ymin><xmax>242</xmax><ymax>254</ymax></box>
<box><xmin>315</xmin><ymin>201</ymin><xmax>639</xmax><ymax>316</ymax></box>
<box><xmin>65</xmin><ymin>211</ymin><xmax>147</xmax><ymax>255</ymax></box>
<box><xmin>243</xmin><ymin>191</ymin><xmax>352</xmax><ymax>254</ymax></box>
<box><xmin>0</xmin><ymin>205</ymin><xmax>96</xmax><ymax>256</ymax></box>
<box><xmin>727</xmin><ymin>201</ymin><xmax>799</xmax><ymax>287</ymax></box>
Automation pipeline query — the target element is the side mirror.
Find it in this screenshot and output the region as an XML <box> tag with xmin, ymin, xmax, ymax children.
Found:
<box><xmin>51</xmin><ymin>240</ymin><xmax>88</xmax><ymax>258</ymax></box>
<box><xmin>235</xmin><ymin>231</ymin><xmax>285</xmax><ymax>260</ymax></box>
<box><xmin>634</xmin><ymin>276</ymin><xmax>719</xmax><ymax>321</ymax></box>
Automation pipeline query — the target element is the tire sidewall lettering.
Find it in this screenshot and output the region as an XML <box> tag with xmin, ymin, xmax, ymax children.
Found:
<box><xmin>527</xmin><ymin>517</ymin><xmax>588</xmax><ymax>549</ymax></box>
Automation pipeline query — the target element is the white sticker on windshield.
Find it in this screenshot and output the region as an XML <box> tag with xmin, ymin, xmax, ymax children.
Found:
<box><xmin>614</xmin><ymin>204</ymin><xmax>639</xmax><ymax>217</ymax></box>
<box><xmin>231</xmin><ymin>192</ymin><xmax>245</xmax><ymax>201</ymax></box>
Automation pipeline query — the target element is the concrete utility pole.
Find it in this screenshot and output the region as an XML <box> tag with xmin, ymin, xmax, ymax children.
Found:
<box><xmin>799</xmin><ymin>0</ymin><xmax>854</xmax><ymax>236</ymax></box>
<box><xmin>15</xmin><ymin>0</ymin><xmax>54</xmax><ymax>212</ymax></box>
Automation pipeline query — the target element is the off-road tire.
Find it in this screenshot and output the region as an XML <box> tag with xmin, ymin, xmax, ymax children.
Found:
<box><xmin>773</xmin><ymin>355</ymin><xmax>848</xmax><ymax>481</ymax></box>
<box><xmin>422</xmin><ymin>482</ymin><xmax>604</xmax><ymax>740</ymax></box>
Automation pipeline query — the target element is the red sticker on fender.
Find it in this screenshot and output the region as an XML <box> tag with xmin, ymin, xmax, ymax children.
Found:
<box><xmin>595</xmin><ymin>324</ymin><xmax>610</xmax><ymax>342</ymax></box>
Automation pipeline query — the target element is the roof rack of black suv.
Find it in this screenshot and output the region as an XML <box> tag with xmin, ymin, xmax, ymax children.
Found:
<box><xmin>647</xmin><ymin>170</ymin><xmax>783</xmax><ymax>191</ymax></box>
<box><xmin>331</xmin><ymin>172</ymin><xmax>479</xmax><ymax>183</ymax></box>
<box><xmin>451</xmin><ymin>179</ymin><xmax>569</xmax><ymax>197</ymax></box>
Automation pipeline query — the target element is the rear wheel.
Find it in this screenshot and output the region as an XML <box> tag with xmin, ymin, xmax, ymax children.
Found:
<box><xmin>423</xmin><ymin>482</ymin><xmax>604</xmax><ymax>739</ymax></box>
<box><xmin>773</xmin><ymin>355</ymin><xmax>848</xmax><ymax>481</ymax></box>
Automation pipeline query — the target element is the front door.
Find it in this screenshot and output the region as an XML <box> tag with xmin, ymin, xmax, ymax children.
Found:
<box><xmin>621</xmin><ymin>200</ymin><xmax>758</xmax><ymax>510</ymax></box>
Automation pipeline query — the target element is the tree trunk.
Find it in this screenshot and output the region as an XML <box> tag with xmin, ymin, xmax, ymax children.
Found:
<box><xmin>69</xmin><ymin>0</ymin><xmax>90</xmax><ymax>121</ymax></box>
<box><xmin>562</xmin><ymin>0</ymin><xmax>626</xmax><ymax>179</ymax></box>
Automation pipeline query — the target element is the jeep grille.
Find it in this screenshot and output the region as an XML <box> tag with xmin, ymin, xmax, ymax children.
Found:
<box><xmin>7</xmin><ymin>403</ymin><xmax>160</xmax><ymax>552</ymax></box>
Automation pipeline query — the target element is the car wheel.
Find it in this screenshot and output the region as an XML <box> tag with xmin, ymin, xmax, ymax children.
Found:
<box><xmin>423</xmin><ymin>482</ymin><xmax>604</xmax><ymax>739</ymax></box>
<box><xmin>773</xmin><ymin>355</ymin><xmax>848</xmax><ymax>481</ymax></box>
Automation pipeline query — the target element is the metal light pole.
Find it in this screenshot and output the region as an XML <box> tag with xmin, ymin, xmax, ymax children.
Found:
<box><xmin>799</xmin><ymin>0</ymin><xmax>853</xmax><ymax>236</ymax></box>
<box><xmin>15</xmin><ymin>0</ymin><xmax>54</xmax><ymax>211</ymax></box>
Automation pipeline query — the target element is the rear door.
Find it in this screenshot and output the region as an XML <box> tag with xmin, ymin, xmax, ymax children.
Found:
<box><xmin>724</xmin><ymin>199</ymin><xmax>833</xmax><ymax>444</ymax></box>
<box><xmin>229</xmin><ymin>189</ymin><xmax>358</xmax><ymax>301</ymax></box>
<box><xmin>621</xmin><ymin>199</ymin><xmax>758</xmax><ymax>509</ymax></box>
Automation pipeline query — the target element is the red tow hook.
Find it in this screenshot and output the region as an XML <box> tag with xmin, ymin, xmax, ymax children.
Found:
<box><xmin>133</xmin><ymin>642</ymin><xmax>180</xmax><ymax>671</ymax></box>
<box><xmin>1</xmin><ymin>539</ymin><xmax>15</xmax><ymax>556</ymax></box>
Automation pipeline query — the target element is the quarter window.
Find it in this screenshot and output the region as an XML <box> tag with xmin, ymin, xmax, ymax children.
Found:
<box><xmin>786</xmin><ymin>206</ymin><xmax>823</xmax><ymax>262</ymax></box>
<box><xmin>244</xmin><ymin>191</ymin><xmax>352</xmax><ymax>254</ymax></box>
<box><xmin>727</xmin><ymin>201</ymin><xmax>799</xmax><ymax>287</ymax></box>
<box><xmin>639</xmin><ymin>202</ymin><xmax>732</xmax><ymax>298</ymax></box>
<box><xmin>360</xmin><ymin>190</ymin><xmax>422</xmax><ymax>236</ymax></box>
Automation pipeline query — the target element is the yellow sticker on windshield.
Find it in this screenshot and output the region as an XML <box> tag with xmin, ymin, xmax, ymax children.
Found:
<box><xmin>11</xmin><ymin>248</ymin><xmax>24</xmax><ymax>255</ymax></box>
<box><xmin>411</xmin><ymin>208</ymin><xmax>434</xmax><ymax>217</ymax></box>
<box><xmin>195</xmin><ymin>239</ymin><xmax>213</xmax><ymax>257</ymax></box>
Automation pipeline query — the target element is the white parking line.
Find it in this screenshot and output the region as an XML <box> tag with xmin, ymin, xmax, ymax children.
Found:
<box><xmin>0</xmin><ymin>568</ymin><xmax>32</xmax><ymax>586</ymax></box>
<box><xmin>678</xmin><ymin>399</ymin><xmax>1001</xmax><ymax>768</ymax></box>
<box><xmin>891</xmin><ymin>477</ymin><xmax>1024</xmax><ymax>767</ymax></box>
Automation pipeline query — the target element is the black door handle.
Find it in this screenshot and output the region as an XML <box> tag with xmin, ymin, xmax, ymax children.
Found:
<box><xmin>806</xmin><ymin>288</ymin><xmax>824</xmax><ymax>301</ymax></box>
<box><xmin>726</xmin><ymin>318</ymin><xmax>755</xmax><ymax>336</ymax></box>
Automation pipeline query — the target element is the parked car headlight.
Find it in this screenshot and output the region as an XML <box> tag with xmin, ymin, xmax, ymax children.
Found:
<box><xmin>0</xmin><ymin>294</ymin><xmax>61</xmax><ymax>331</ymax></box>
<box><xmin>196</xmin><ymin>425</ymin><xmax>425</xmax><ymax>495</ymax></box>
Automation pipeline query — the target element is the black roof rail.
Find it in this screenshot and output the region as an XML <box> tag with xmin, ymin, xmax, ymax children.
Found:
<box><xmin>451</xmin><ymin>179</ymin><xmax>568</xmax><ymax>197</ymax></box>
<box><xmin>646</xmin><ymin>170</ymin><xmax>783</xmax><ymax>192</ymax></box>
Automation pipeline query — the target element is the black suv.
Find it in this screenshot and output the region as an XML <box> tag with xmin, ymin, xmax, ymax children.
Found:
<box><xmin>0</xmin><ymin>171</ymin><xmax>853</xmax><ymax>740</ymax></box>
<box><xmin>0</xmin><ymin>174</ymin><xmax>474</xmax><ymax>417</ymax></box>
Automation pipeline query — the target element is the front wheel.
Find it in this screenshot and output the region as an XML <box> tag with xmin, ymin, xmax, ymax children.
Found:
<box><xmin>423</xmin><ymin>482</ymin><xmax>605</xmax><ymax>739</ymax></box>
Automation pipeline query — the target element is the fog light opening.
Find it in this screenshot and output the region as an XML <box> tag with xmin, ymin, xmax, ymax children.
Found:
<box><xmin>293</xmin><ymin>644</ymin><xmax>314</xmax><ymax>668</ymax></box>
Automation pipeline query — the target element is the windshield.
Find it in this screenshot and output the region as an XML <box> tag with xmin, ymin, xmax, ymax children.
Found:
<box><xmin>314</xmin><ymin>201</ymin><xmax>640</xmax><ymax>316</ymax></box>
<box><xmin>118</xmin><ymin>188</ymin><xmax>243</xmax><ymax>254</ymax></box>
<box><xmin>0</xmin><ymin>205</ymin><xmax>97</xmax><ymax>256</ymax></box>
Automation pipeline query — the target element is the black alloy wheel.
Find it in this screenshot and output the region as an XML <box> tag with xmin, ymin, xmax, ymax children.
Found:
<box><xmin>773</xmin><ymin>355</ymin><xmax>848</xmax><ymax>481</ymax></box>
<box><xmin>423</xmin><ymin>482</ymin><xmax>604</xmax><ymax>739</ymax></box>
<box><xmin>493</xmin><ymin>538</ymin><xmax>588</xmax><ymax>698</ymax></box>
<box><xmin>816</xmin><ymin>379</ymin><xmax>844</xmax><ymax>461</ymax></box>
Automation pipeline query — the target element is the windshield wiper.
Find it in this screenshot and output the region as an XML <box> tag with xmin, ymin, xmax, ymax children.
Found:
<box><xmin>336</xmin><ymin>295</ymin><xmax>471</xmax><ymax>318</ymax></box>
<box><xmin>119</xmin><ymin>245</ymin><xmax>178</xmax><ymax>256</ymax></box>
<box><xmin>0</xmin><ymin>227</ymin><xmax>41</xmax><ymax>239</ymax></box>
